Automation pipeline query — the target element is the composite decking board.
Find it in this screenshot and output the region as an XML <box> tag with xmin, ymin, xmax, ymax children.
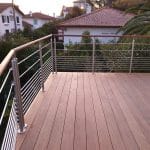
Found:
<box><xmin>109</xmin><ymin>74</ymin><xmax>150</xmax><ymax>150</ymax></box>
<box><xmin>116</xmin><ymin>74</ymin><xmax>150</xmax><ymax>128</ymax></box>
<box><xmin>129</xmin><ymin>74</ymin><xmax>150</xmax><ymax>106</ymax></box>
<box><xmin>116</xmin><ymin>74</ymin><xmax>150</xmax><ymax>144</ymax></box>
<box><xmin>122</xmin><ymin>74</ymin><xmax>150</xmax><ymax>116</ymax></box>
<box><xmin>46</xmin><ymin>73</ymin><xmax>73</xmax><ymax>150</ymax></box>
<box><xmin>74</xmin><ymin>73</ymin><xmax>86</xmax><ymax>150</ymax></box>
<box><xmin>16</xmin><ymin>73</ymin><xmax>61</xmax><ymax>150</ymax></box>
<box><xmin>15</xmin><ymin>73</ymin><xmax>150</xmax><ymax>150</ymax></box>
<box><xmin>84</xmin><ymin>73</ymin><xmax>100</xmax><ymax>150</ymax></box>
<box><xmin>89</xmin><ymin>74</ymin><xmax>113</xmax><ymax>150</ymax></box>
<box><xmin>103</xmin><ymin>74</ymin><xmax>139</xmax><ymax>150</ymax></box>
<box><xmin>17</xmin><ymin>72</ymin><xmax>64</xmax><ymax>150</ymax></box>
<box><xmin>33</xmin><ymin>72</ymin><xmax>68</xmax><ymax>150</ymax></box>
<box><xmin>60</xmin><ymin>73</ymin><xmax>77</xmax><ymax>150</ymax></box>
<box><xmin>95</xmin><ymin>73</ymin><xmax>126</xmax><ymax>150</ymax></box>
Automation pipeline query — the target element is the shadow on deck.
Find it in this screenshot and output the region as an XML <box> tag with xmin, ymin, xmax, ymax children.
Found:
<box><xmin>16</xmin><ymin>72</ymin><xmax>150</xmax><ymax>150</ymax></box>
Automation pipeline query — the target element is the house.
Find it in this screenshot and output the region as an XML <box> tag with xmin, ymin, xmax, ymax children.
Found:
<box><xmin>23</xmin><ymin>12</ymin><xmax>55</xmax><ymax>29</ymax></box>
<box><xmin>0</xmin><ymin>3</ymin><xmax>24</xmax><ymax>36</ymax></box>
<box><xmin>61</xmin><ymin>6</ymin><xmax>73</xmax><ymax>18</ymax></box>
<box><xmin>73</xmin><ymin>0</ymin><xmax>92</xmax><ymax>13</ymax></box>
<box><xmin>59</xmin><ymin>7</ymin><xmax>134</xmax><ymax>44</ymax></box>
<box><xmin>61</xmin><ymin>0</ymin><xmax>92</xmax><ymax>18</ymax></box>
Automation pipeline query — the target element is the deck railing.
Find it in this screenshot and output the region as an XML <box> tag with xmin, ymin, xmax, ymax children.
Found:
<box><xmin>0</xmin><ymin>34</ymin><xmax>56</xmax><ymax>150</ymax></box>
<box><xmin>0</xmin><ymin>34</ymin><xmax>150</xmax><ymax>149</ymax></box>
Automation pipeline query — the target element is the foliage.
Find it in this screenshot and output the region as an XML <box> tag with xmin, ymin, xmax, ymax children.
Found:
<box><xmin>64</xmin><ymin>6</ymin><xmax>85</xmax><ymax>20</ymax></box>
<box><xmin>32</xmin><ymin>21</ymin><xmax>58</xmax><ymax>39</ymax></box>
<box><xmin>87</xmin><ymin>0</ymin><xmax>114</xmax><ymax>8</ymax></box>
<box><xmin>63</xmin><ymin>31</ymin><xmax>150</xmax><ymax>72</ymax></box>
<box><xmin>113</xmin><ymin>0</ymin><xmax>147</xmax><ymax>10</ymax></box>
<box><xmin>0</xmin><ymin>32</ymin><xmax>30</xmax><ymax>62</ymax></box>
<box><xmin>119</xmin><ymin>0</ymin><xmax>150</xmax><ymax>35</ymax></box>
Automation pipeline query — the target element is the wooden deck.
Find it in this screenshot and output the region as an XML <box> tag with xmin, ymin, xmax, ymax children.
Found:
<box><xmin>16</xmin><ymin>72</ymin><xmax>150</xmax><ymax>150</ymax></box>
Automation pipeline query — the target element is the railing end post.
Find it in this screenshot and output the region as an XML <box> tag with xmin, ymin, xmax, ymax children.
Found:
<box><xmin>17</xmin><ymin>124</ymin><xmax>28</xmax><ymax>134</ymax></box>
<box><xmin>12</xmin><ymin>58</ymin><xmax>26</xmax><ymax>133</ymax></box>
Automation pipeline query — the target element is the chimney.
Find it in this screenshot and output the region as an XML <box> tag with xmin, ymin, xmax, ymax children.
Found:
<box><xmin>29</xmin><ymin>11</ymin><xmax>32</xmax><ymax>17</ymax></box>
<box><xmin>53</xmin><ymin>13</ymin><xmax>55</xmax><ymax>18</ymax></box>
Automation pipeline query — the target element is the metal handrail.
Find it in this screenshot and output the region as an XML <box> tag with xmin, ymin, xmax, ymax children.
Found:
<box><xmin>54</xmin><ymin>34</ymin><xmax>150</xmax><ymax>38</ymax></box>
<box><xmin>0</xmin><ymin>34</ymin><xmax>52</xmax><ymax>76</ymax></box>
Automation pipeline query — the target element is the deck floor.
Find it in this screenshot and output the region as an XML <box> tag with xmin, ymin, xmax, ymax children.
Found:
<box><xmin>16</xmin><ymin>72</ymin><xmax>150</xmax><ymax>150</ymax></box>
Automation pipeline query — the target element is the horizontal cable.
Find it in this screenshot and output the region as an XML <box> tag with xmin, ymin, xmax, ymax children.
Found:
<box><xmin>22</xmin><ymin>79</ymin><xmax>40</xmax><ymax>100</ymax></box>
<box><xmin>0</xmin><ymin>68</ymin><xmax>12</xmax><ymax>93</ymax></box>
<box><xmin>21</xmin><ymin>69</ymin><xmax>40</xmax><ymax>92</ymax></box>
<box><xmin>19</xmin><ymin>59</ymin><xmax>40</xmax><ymax>78</ymax></box>
<box><xmin>23</xmin><ymin>84</ymin><xmax>41</xmax><ymax>109</ymax></box>
<box><xmin>1</xmin><ymin>103</ymin><xmax>17</xmax><ymax>150</ymax></box>
<box><xmin>22</xmin><ymin>77</ymin><xmax>40</xmax><ymax>101</ymax></box>
<box><xmin>22</xmin><ymin>83</ymin><xmax>41</xmax><ymax>108</ymax></box>
<box><xmin>23</xmin><ymin>85</ymin><xmax>41</xmax><ymax>114</ymax></box>
<box><xmin>0</xmin><ymin>84</ymin><xmax>13</xmax><ymax>125</ymax></box>
<box><xmin>18</xmin><ymin>50</ymin><xmax>39</xmax><ymax>65</ymax></box>
<box><xmin>41</xmin><ymin>43</ymin><xmax>51</xmax><ymax>50</ymax></box>
<box><xmin>42</xmin><ymin>50</ymin><xmax>51</xmax><ymax>59</ymax></box>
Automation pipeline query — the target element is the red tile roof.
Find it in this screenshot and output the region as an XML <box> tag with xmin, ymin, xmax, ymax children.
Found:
<box><xmin>59</xmin><ymin>7</ymin><xmax>134</xmax><ymax>28</ymax></box>
<box><xmin>0</xmin><ymin>3</ymin><xmax>24</xmax><ymax>15</ymax></box>
<box><xmin>24</xmin><ymin>12</ymin><xmax>55</xmax><ymax>20</ymax></box>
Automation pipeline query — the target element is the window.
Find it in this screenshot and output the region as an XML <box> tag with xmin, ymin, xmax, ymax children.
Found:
<box><xmin>16</xmin><ymin>16</ymin><xmax>20</xmax><ymax>23</ymax></box>
<box><xmin>2</xmin><ymin>15</ymin><xmax>9</xmax><ymax>24</ymax></box>
<box><xmin>33</xmin><ymin>19</ymin><xmax>38</xmax><ymax>25</ymax></box>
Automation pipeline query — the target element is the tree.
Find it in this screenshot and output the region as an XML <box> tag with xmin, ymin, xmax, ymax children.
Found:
<box><xmin>113</xmin><ymin>0</ymin><xmax>148</xmax><ymax>11</ymax></box>
<box><xmin>119</xmin><ymin>0</ymin><xmax>150</xmax><ymax>35</ymax></box>
<box><xmin>32</xmin><ymin>21</ymin><xmax>58</xmax><ymax>39</ymax></box>
<box><xmin>65</xmin><ymin>6</ymin><xmax>85</xmax><ymax>20</ymax></box>
<box><xmin>87</xmin><ymin>0</ymin><xmax>114</xmax><ymax>8</ymax></box>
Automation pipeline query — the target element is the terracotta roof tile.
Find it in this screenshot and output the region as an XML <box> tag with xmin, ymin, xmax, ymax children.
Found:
<box><xmin>0</xmin><ymin>3</ymin><xmax>24</xmax><ymax>15</ymax></box>
<box><xmin>59</xmin><ymin>7</ymin><xmax>134</xmax><ymax>27</ymax></box>
<box><xmin>24</xmin><ymin>12</ymin><xmax>55</xmax><ymax>20</ymax></box>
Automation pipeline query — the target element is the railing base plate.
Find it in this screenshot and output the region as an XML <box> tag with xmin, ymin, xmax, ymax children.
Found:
<box><xmin>17</xmin><ymin>124</ymin><xmax>28</xmax><ymax>134</ymax></box>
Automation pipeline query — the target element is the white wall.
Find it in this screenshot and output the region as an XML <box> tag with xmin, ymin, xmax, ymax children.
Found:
<box><xmin>23</xmin><ymin>18</ymin><xmax>50</xmax><ymax>29</ymax></box>
<box><xmin>0</xmin><ymin>7</ymin><xmax>23</xmax><ymax>36</ymax></box>
<box><xmin>63</xmin><ymin>27</ymin><xmax>120</xmax><ymax>45</ymax></box>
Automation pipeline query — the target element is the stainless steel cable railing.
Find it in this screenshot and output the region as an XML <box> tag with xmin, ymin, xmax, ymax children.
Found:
<box><xmin>0</xmin><ymin>34</ymin><xmax>150</xmax><ymax>149</ymax></box>
<box><xmin>55</xmin><ymin>34</ymin><xmax>150</xmax><ymax>73</ymax></box>
<box><xmin>0</xmin><ymin>34</ymin><xmax>55</xmax><ymax>149</ymax></box>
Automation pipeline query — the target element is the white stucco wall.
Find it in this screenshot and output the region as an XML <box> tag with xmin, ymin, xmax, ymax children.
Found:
<box><xmin>0</xmin><ymin>7</ymin><xmax>23</xmax><ymax>36</ymax></box>
<box><xmin>23</xmin><ymin>18</ymin><xmax>50</xmax><ymax>29</ymax></box>
<box><xmin>63</xmin><ymin>27</ymin><xmax>120</xmax><ymax>45</ymax></box>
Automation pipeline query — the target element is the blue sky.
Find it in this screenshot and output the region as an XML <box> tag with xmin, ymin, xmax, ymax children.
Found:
<box><xmin>0</xmin><ymin>0</ymin><xmax>74</xmax><ymax>16</ymax></box>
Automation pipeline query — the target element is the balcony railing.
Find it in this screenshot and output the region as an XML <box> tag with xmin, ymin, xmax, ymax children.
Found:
<box><xmin>0</xmin><ymin>34</ymin><xmax>150</xmax><ymax>149</ymax></box>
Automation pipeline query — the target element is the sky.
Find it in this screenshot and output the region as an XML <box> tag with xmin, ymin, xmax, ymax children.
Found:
<box><xmin>0</xmin><ymin>0</ymin><xmax>74</xmax><ymax>16</ymax></box>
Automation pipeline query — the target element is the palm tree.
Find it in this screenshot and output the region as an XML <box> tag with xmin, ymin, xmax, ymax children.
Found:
<box><xmin>120</xmin><ymin>0</ymin><xmax>150</xmax><ymax>35</ymax></box>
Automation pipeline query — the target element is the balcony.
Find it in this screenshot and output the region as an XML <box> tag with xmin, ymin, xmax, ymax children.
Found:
<box><xmin>0</xmin><ymin>34</ymin><xmax>150</xmax><ymax>150</ymax></box>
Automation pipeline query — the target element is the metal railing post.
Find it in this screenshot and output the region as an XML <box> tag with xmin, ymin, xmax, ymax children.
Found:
<box><xmin>11</xmin><ymin>57</ymin><xmax>26</xmax><ymax>133</ymax></box>
<box><xmin>54</xmin><ymin>36</ymin><xmax>57</xmax><ymax>73</ymax></box>
<box><xmin>92</xmin><ymin>37</ymin><xmax>95</xmax><ymax>74</ymax></box>
<box><xmin>51</xmin><ymin>37</ymin><xmax>54</xmax><ymax>74</ymax></box>
<box><xmin>39</xmin><ymin>42</ymin><xmax>44</xmax><ymax>91</ymax></box>
<box><xmin>129</xmin><ymin>38</ymin><xmax>135</xmax><ymax>73</ymax></box>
